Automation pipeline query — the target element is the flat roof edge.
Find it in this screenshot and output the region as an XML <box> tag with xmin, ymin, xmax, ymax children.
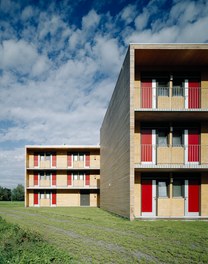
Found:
<box><xmin>25</xmin><ymin>145</ymin><xmax>100</xmax><ymax>149</ymax></box>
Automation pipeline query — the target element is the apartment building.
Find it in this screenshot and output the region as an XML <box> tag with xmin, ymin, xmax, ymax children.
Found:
<box><xmin>25</xmin><ymin>146</ymin><xmax>100</xmax><ymax>207</ymax></box>
<box><xmin>100</xmin><ymin>44</ymin><xmax>208</xmax><ymax>219</ymax></box>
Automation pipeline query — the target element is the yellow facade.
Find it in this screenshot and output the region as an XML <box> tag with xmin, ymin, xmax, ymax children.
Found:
<box><xmin>25</xmin><ymin>146</ymin><xmax>100</xmax><ymax>207</ymax></box>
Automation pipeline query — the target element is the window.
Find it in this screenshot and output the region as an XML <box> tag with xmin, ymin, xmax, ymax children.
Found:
<box><xmin>45</xmin><ymin>172</ymin><xmax>51</xmax><ymax>180</ymax></box>
<box><xmin>173</xmin><ymin>129</ymin><xmax>184</xmax><ymax>146</ymax></box>
<box><xmin>173</xmin><ymin>79</ymin><xmax>184</xmax><ymax>97</ymax></box>
<box><xmin>173</xmin><ymin>179</ymin><xmax>184</xmax><ymax>197</ymax></box>
<box><xmin>40</xmin><ymin>153</ymin><xmax>51</xmax><ymax>161</ymax></box>
<box><xmin>73</xmin><ymin>153</ymin><xmax>85</xmax><ymax>161</ymax></box>
<box><xmin>73</xmin><ymin>174</ymin><xmax>78</xmax><ymax>180</ymax></box>
<box><xmin>40</xmin><ymin>172</ymin><xmax>45</xmax><ymax>180</ymax></box>
<box><xmin>79</xmin><ymin>173</ymin><xmax>84</xmax><ymax>180</ymax></box>
<box><xmin>45</xmin><ymin>153</ymin><xmax>51</xmax><ymax>161</ymax></box>
<box><xmin>46</xmin><ymin>191</ymin><xmax>50</xmax><ymax>199</ymax></box>
<box><xmin>157</xmin><ymin>129</ymin><xmax>168</xmax><ymax>146</ymax></box>
<box><xmin>157</xmin><ymin>79</ymin><xmax>169</xmax><ymax>96</ymax></box>
<box><xmin>73</xmin><ymin>154</ymin><xmax>78</xmax><ymax>161</ymax></box>
<box><xmin>79</xmin><ymin>154</ymin><xmax>84</xmax><ymax>161</ymax></box>
<box><xmin>40</xmin><ymin>172</ymin><xmax>51</xmax><ymax>180</ymax></box>
<box><xmin>40</xmin><ymin>191</ymin><xmax>44</xmax><ymax>199</ymax></box>
<box><xmin>158</xmin><ymin>181</ymin><xmax>168</xmax><ymax>197</ymax></box>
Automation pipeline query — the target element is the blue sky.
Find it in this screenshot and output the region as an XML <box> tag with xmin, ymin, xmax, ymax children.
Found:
<box><xmin>0</xmin><ymin>0</ymin><xmax>208</xmax><ymax>188</ymax></box>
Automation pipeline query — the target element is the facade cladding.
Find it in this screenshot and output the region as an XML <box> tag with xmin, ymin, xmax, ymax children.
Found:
<box><xmin>26</xmin><ymin>44</ymin><xmax>208</xmax><ymax>219</ymax></box>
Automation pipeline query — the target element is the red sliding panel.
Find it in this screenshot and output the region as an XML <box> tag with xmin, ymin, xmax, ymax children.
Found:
<box><xmin>141</xmin><ymin>180</ymin><xmax>152</xmax><ymax>212</ymax></box>
<box><xmin>188</xmin><ymin>179</ymin><xmax>199</xmax><ymax>212</ymax></box>
<box><xmin>34</xmin><ymin>173</ymin><xmax>38</xmax><ymax>186</ymax></box>
<box><xmin>188</xmin><ymin>129</ymin><xmax>199</xmax><ymax>162</ymax></box>
<box><xmin>34</xmin><ymin>192</ymin><xmax>39</xmax><ymax>205</ymax></box>
<box><xmin>188</xmin><ymin>81</ymin><xmax>200</xmax><ymax>109</ymax></box>
<box><xmin>52</xmin><ymin>192</ymin><xmax>56</xmax><ymax>205</ymax></box>
<box><xmin>85</xmin><ymin>174</ymin><xmax>90</xmax><ymax>186</ymax></box>
<box><xmin>52</xmin><ymin>173</ymin><xmax>56</xmax><ymax>186</ymax></box>
<box><xmin>52</xmin><ymin>154</ymin><xmax>56</xmax><ymax>167</ymax></box>
<box><xmin>141</xmin><ymin>129</ymin><xmax>152</xmax><ymax>162</ymax></box>
<box><xmin>34</xmin><ymin>154</ymin><xmax>39</xmax><ymax>167</ymax></box>
<box><xmin>85</xmin><ymin>153</ymin><xmax>90</xmax><ymax>167</ymax></box>
<box><xmin>67</xmin><ymin>153</ymin><xmax>72</xmax><ymax>167</ymax></box>
<box><xmin>141</xmin><ymin>81</ymin><xmax>152</xmax><ymax>108</ymax></box>
<box><xmin>67</xmin><ymin>173</ymin><xmax>72</xmax><ymax>185</ymax></box>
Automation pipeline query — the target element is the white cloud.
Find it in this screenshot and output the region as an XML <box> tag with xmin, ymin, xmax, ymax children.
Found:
<box><xmin>82</xmin><ymin>9</ymin><xmax>100</xmax><ymax>29</ymax></box>
<box><xmin>0</xmin><ymin>0</ymin><xmax>208</xmax><ymax>188</ymax></box>
<box><xmin>0</xmin><ymin>39</ymin><xmax>50</xmax><ymax>77</ymax></box>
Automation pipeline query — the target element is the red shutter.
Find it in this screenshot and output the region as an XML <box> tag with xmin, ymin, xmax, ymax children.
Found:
<box><xmin>52</xmin><ymin>173</ymin><xmax>56</xmax><ymax>186</ymax></box>
<box><xmin>85</xmin><ymin>153</ymin><xmax>90</xmax><ymax>167</ymax></box>
<box><xmin>52</xmin><ymin>192</ymin><xmax>56</xmax><ymax>205</ymax></box>
<box><xmin>34</xmin><ymin>192</ymin><xmax>39</xmax><ymax>205</ymax></box>
<box><xmin>141</xmin><ymin>180</ymin><xmax>152</xmax><ymax>212</ymax></box>
<box><xmin>34</xmin><ymin>154</ymin><xmax>39</xmax><ymax>167</ymax></box>
<box><xmin>141</xmin><ymin>129</ymin><xmax>152</xmax><ymax>162</ymax></box>
<box><xmin>67</xmin><ymin>173</ymin><xmax>72</xmax><ymax>185</ymax></box>
<box><xmin>67</xmin><ymin>153</ymin><xmax>72</xmax><ymax>167</ymax></box>
<box><xmin>188</xmin><ymin>179</ymin><xmax>199</xmax><ymax>212</ymax></box>
<box><xmin>142</xmin><ymin>81</ymin><xmax>152</xmax><ymax>108</ymax></box>
<box><xmin>52</xmin><ymin>154</ymin><xmax>56</xmax><ymax>167</ymax></box>
<box><xmin>188</xmin><ymin>129</ymin><xmax>199</xmax><ymax>162</ymax></box>
<box><xmin>34</xmin><ymin>173</ymin><xmax>38</xmax><ymax>186</ymax></box>
<box><xmin>188</xmin><ymin>81</ymin><xmax>200</xmax><ymax>109</ymax></box>
<box><xmin>85</xmin><ymin>174</ymin><xmax>90</xmax><ymax>186</ymax></box>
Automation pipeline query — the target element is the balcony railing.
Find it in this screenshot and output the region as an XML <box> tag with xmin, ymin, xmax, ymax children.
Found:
<box><xmin>137</xmin><ymin>86</ymin><xmax>208</xmax><ymax>110</ymax></box>
<box><xmin>137</xmin><ymin>144</ymin><xmax>208</xmax><ymax>166</ymax></box>
<box><xmin>30</xmin><ymin>180</ymin><xmax>99</xmax><ymax>188</ymax></box>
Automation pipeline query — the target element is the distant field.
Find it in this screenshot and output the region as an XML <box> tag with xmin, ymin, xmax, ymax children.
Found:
<box><xmin>0</xmin><ymin>202</ymin><xmax>208</xmax><ymax>264</ymax></box>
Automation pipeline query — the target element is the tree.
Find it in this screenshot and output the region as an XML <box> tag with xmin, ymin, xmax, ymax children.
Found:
<box><xmin>0</xmin><ymin>187</ymin><xmax>11</xmax><ymax>201</ymax></box>
<box><xmin>11</xmin><ymin>184</ymin><xmax>24</xmax><ymax>201</ymax></box>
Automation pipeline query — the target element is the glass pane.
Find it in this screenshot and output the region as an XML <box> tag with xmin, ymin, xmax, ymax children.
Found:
<box><xmin>73</xmin><ymin>154</ymin><xmax>78</xmax><ymax>161</ymax></box>
<box><xmin>45</xmin><ymin>153</ymin><xmax>51</xmax><ymax>160</ymax></box>
<box><xmin>158</xmin><ymin>130</ymin><xmax>168</xmax><ymax>146</ymax></box>
<box><xmin>79</xmin><ymin>154</ymin><xmax>84</xmax><ymax>161</ymax></box>
<box><xmin>73</xmin><ymin>174</ymin><xmax>78</xmax><ymax>180</ymax></box>
<box><xmin>158</xmin><ymin>181</ymin><xmax>168</xmax><ymax>197</ymax></box>
<box><xmin>173</xmin><ymin>180</ymin><xmax>184</xmax><ymax>197</ymax></box>
<box><xmin>79</xmin><ymin>174</ymin><xmax>84</xmax><ymax>180</ymax></box>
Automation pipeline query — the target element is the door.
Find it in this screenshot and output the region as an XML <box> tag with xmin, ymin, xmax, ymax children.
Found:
<box><xmin>185</xmin><ymin>179</ymin><xmax>199</xmax><ymax>216</ymax></box>
<box><xmin>188</xmin><ymin>81</ymin><xmax>200</xmax><ymax>109</ymax></box>
<box><xmin>141</xmin><ymin>129</ymin><xmax>156</xmax><ymax>164</ymax></box>
<box><xmin>141</xmin><ymin>180</ymin><xmax>156</xmax><ymax>216</ymax></box>
<box><xmin>185</xmin><ymin>80</ymin><xmax>200</xmax><ymax>109</ymax></box>
<box><xmin>185</xmin><ymin>129</ymin><xmax>199</xmax><ymax>163</ymax></box>
<box><xmin>80</xmin><ymin>190</ymin><xmax>90</xmax><ymax>206</ymax></box>
<box><xmin>34</xmin><ymin>173</ymin><xmax>39</xmax><ymax>186</ymax></box>
<box><xmin>51</xmin><ymin>191</ymin><xmax>56</xmax><ymax>206</ymax></box>
<box><xmin>141</xmin><ymin>80</ymin><xmax>156</xmax><ymax>108</ymax></box>
<box><xmin>34</xmin><ymin>191</ymin><xmax>39</xmax><ymax>206</ymax></box>
<box><xmin>52</xmin><ymin>173</ymin><xmax>56</xmax><ymax>186</ymax></box>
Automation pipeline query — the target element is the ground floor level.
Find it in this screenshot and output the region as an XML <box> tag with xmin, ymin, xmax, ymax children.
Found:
<box><xmin>26</xmin><ymin>189</ymin><xmax>100</xmax><ymax>207</ymax></box>
<box><xmin>134</xmin><ymin>172</ymin><xmax>208</xmax><ymax>218</ymax></box>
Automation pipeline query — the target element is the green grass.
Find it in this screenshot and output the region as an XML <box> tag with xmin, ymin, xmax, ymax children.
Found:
<box><xmin>0</xmin><ymin>216</ymin><xmax>73</xmax><ymax>263</ymax></box>
<box><xmin>0</xmin><ymin>202</ymin><xmax>208</xmax><ymax>263</ymax></box>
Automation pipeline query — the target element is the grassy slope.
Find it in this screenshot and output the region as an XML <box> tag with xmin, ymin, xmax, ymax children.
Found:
<box><xmin>0</xmin><ymin>215</ymin><xmax>73</xmax><ymax>263</ymax></box>
<box><xmin>0</xmin><ymin>202</ymin><xmax>208</xmax><ymax>264</ymax></box>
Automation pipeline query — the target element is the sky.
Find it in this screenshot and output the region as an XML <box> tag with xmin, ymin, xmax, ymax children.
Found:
<box><xmin>0</xmin><ymin>0</ymin><xmax>208</xmax><ymax>188</ymax></box>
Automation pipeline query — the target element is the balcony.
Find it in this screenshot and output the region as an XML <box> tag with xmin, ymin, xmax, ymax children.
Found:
<box><xmin>135</xmin><ymin>86</ymin><xmax>208</xmax><ymax>121</ymax></box>
<box><xmin>135</xmin><ymin>144</ymin><xmax>208</xmax><ymax>170</ymax></box>
<box><xmin>28</xmin><ymin>179</ymin><xmax>100</xmax><ymax>189</ymax></box>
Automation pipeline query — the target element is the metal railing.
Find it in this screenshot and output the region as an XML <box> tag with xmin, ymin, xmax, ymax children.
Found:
<box><xmin>139</xmin><ymin>144</ymin><xmax>208</xmax><ymax>165</ymax></box>
<box><xmin>139</xmin><ymin>86</ymin><xmax>205</xmax><ymax>109</ymax></box>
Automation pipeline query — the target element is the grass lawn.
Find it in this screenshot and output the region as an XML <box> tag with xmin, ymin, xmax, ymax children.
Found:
<box><xmin>0</xmin><ymin>202</ymin><xmax>208</xmax><ymax>263</ymax></box>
